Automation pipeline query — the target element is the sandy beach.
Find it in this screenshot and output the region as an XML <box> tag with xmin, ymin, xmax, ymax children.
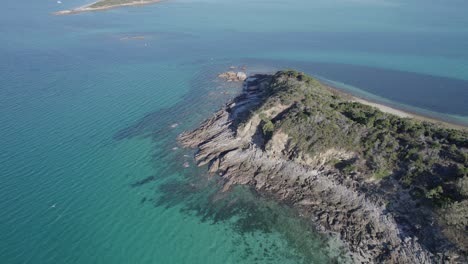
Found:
<box><xmin>323</xmin><ymin>85</ymin><xmax>467</xmax><ymax>130</ymax></box>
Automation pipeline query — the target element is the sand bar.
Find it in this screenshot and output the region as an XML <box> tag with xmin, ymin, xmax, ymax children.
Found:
<box><xmin>53</xmin><ymin>0</ymin><xmax>166</xmax><ymax>15</ymax></box>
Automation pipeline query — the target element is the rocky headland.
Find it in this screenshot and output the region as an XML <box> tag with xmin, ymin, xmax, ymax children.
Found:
<box><xmin>179</xmin><ymin>70</ymin><xmax>468</xmax><ymax>263</ymax></box>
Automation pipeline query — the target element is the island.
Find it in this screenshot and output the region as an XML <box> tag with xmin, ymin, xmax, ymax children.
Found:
<box><xmin>179</xmin><ymin>70</ymin><xmax>467</xmax><ymax>263</ymax></box>
<box><xmin>53</xmin><ymin>0</ymin><xmax>165</xmax><ymax>15</ymax></box>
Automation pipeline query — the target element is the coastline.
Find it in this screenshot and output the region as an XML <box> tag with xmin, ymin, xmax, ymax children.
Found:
<box><xmin>323</xmin><ymin>84</ymin><xmax>468</xmax><ymax>131</ymax></box>
<box><xmin>53</xmin><ymin>0</ymin><xmax>166</xmax><ymax>15</ymax></box>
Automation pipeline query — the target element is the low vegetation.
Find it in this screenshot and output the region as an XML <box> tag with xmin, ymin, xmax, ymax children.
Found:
<box><xmin>90</xmin><ymin>0</ymin><xmax>146</xmax><ymax>8</ymax></box>
<box><xmin>253</xmin><ymin>70</ymin><xmax>467</xmax><ymax>211</ymax></box>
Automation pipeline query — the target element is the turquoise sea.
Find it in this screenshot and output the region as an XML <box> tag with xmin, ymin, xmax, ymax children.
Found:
<box><xmin>1</xmin><ymin>0</ymin><xmax>467</xmax><ymax>263</ymax></box>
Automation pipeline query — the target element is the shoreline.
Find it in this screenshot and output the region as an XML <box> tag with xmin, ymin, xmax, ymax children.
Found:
<box><xmin>53</xmin><ymin>0</ymin><xmax>166</xmax><ymax>15</ymax></box>
<box><xmin>323</xmin><ymin>84</ymin><xmax>467</xmax><ymax>131</ymax></box>
<box><xmin>179</xmin><ymin>73</ymin><xmax>434</xmax><ymax>262</ymax></box>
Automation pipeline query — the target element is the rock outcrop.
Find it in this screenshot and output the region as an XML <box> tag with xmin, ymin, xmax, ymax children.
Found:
<box><xmin>218</xmin><ymin>71</ymin><xmax>247</xmax><ymax>82</ymax></box>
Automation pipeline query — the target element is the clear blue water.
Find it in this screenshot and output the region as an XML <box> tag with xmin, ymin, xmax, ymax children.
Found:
<box><xmin>1</xmin><ymin>0</ymin><xmax>467</xmax><ymax>263</ymax></box>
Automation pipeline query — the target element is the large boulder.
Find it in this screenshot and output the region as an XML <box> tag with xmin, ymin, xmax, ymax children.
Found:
<box><xmin>218</xmin><ymin>71</ymin><xmax>247</xmax><ymax>82</ymax></box>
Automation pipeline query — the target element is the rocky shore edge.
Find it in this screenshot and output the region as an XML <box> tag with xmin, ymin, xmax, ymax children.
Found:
<box><xmin>178</xmin><ymin>72</ymin><xmax>466</xmax><ymax>263</ymax></box>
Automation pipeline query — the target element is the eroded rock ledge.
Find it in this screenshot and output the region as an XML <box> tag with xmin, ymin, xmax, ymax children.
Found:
<box><xmin>179</xmin><ymin>71</ymin><xmax>467</xmax><ymax>263</ymax></box>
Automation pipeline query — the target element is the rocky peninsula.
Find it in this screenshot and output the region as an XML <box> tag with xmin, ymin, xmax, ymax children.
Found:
<box><xmin>179</xmin><ymin>70</ymin><xmax>468</xmax><ymax>263</ymax></box>
<box><xmin>53</xmin><ymin>0</ymin><xmax>165</xmax><ymax>15</ymax></box>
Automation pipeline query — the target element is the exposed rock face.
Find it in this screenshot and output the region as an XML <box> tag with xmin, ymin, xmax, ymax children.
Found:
<box><xmin>218</xmin><ymin>71</ymin><xmax>247</xmax><ymax>82</ymax></box>
<box><xmin>179</xmin><ymin>72</ymin><xmax>466</xmax><ymax>263</ymax></box>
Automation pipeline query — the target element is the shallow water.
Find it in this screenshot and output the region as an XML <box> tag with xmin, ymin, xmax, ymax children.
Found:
<box><xmin>1</xmin><ymin>0</ymin><xmax>467</xmax><ymax>263</ymax></box>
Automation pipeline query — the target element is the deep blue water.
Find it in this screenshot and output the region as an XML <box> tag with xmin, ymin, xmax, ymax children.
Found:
<box><xmin>1</xmin><ymin>0</ymin><xmax>467</xmax><ymax>263</ymax></box>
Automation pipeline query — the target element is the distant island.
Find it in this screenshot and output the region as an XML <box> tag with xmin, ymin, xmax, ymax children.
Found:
<box><xmin>180</xmin><ymin>70</ymin><xmax>468</xmax><ymax>263</ymax></box>
<box><xmin>53</xmin><ymin>0</ymin><xmax>165</xmax><ymax>15</ymax></box>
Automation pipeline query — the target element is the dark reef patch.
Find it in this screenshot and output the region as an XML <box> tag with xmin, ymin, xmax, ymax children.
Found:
<box><xmin>130</xmin><ymin>175</ymin><xmax>157</xmax><ymax>187</ymax></box>
<box><xmin>152</xmin><ymin>173</ymin><xmax>349</xmax><ymax>263</ymax></box>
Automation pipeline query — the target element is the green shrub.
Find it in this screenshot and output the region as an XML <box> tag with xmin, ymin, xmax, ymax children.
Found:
<box><xmin>262</xmin><ymin>120</ymin><xmax>275</xmax><ymax>135</ymax></box>
<box><xmin>426</xmin><ymin>186</ymin><xmax>443</xmax><ymax>200</ymax></box>
<box><xmin>374</xmin><ymin>169</ymin><xmax>390</xmax><ymax>180</ymax></box>
<box><xmin>342</xmin><ymin>164</ymin><xmax>356</xmax><ymax>174</ymax></box>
